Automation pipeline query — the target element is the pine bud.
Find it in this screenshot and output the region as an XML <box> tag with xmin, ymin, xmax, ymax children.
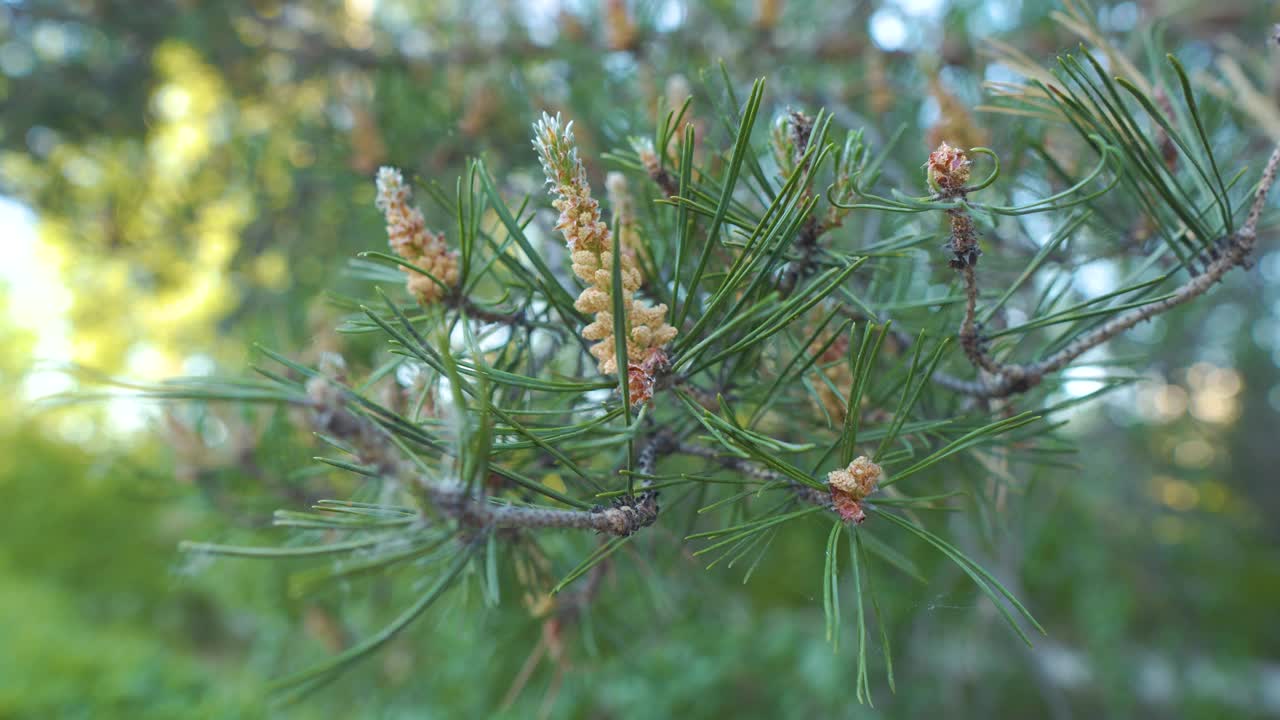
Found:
<box><xmin>926</xmin><ymin>141</ymin><xmax>972</xmax><ymax>196</ymax></box>
<box><xmin>375</xmin><ymin>167</ymin><xmax>459</xmax><ymax>305</ymax></box>
<box><xmin>534</xmin><ymin>114</ymin><xmax>677</xmax><ymax>383</ymax></box>
<box><xmin>770</xmin><ymin>109</ymin><xmax>814</xmax><ymax>177</ymax></box>
<box><xmin>826</xmin><ymin>456</ymin><xmax>883</xmax><ymax>524</ymax></box>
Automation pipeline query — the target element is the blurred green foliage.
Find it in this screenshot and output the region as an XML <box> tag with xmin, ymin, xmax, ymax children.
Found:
<box><xmin>3</xmin><ymin>0</ymin><xmax>1280</xmax><ymax>717</ymax></box>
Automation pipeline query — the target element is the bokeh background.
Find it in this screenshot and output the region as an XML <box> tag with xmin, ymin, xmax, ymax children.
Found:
<box><xmin>2</xmin><ymin>0</ymin><xmax>1279</xmax><ymax>717</ymax></box>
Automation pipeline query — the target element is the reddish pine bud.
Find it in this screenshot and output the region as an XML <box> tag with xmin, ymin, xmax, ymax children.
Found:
<box><xmin>927</xmin><ymin>141</ymin><xmax>972</xmax><ymax>196</ymax></box>
<box><xmin>826</xmin><ymin>456</ymin><xmax>883</xmax><ymax>524</ymax></box>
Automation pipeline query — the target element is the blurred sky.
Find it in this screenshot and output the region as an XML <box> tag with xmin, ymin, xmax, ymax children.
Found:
<box><xmin>0</xmin><ymin>197</ymin><xmax>71</xmax><ymax>397</ymax></box>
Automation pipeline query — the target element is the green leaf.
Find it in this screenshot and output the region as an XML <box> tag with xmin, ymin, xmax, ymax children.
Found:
<box><xmin>823</xmin><ymin>520</ymin><xmax>843</xmax><ymax>649</ymax></box>
<box><xmin>887</xmin><ymin>412</ymin><xmax>1040</xmax><ymax>485</ymax></box>
<box><xmin>840</xmin><ymin>322</ymin><xmax>890</xmax><ymax>466</ymax></box>
<box><xmin>610</xmin><ymin>212</ymin><xmax>635</xmax><ymax>490</ymax></box>
<box><xmin>854</xmin><ymin>529</ymin><xmax>896</xmax><ymax>693</ymax></box>
<box><xmin>676</xmin><ymin>78</ymin><xmax>766</xmax><ymax>329</ymax></box>
<box><xmin>552</xmin><ymin>537</ymin><xmax>631</xmax><ymax>595</ymax></box>
<box><xmin>848</xmin><ymin>523</ymin><xmax>872</xmax><ymax>705</ymax></box>
<box><xmin>477</xmin><ymin>162</ymin><xmax>580</xmax><ymax>316</ymax></box>
<box><xmin>180</xmin><ymin>535</ymin><xmax>387</xmax><ymax>559</ymax></box>
<box><xmin>877</xmin><ymin>512</ymin><xmax>1044</xmax><ymax>645</ymax></box>
<box><xmin>270</xmin><ymin>540</ymin><xmax>476</xmax><ymax>692</ymax></box>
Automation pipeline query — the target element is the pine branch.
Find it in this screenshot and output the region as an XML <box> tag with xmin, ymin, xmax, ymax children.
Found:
<box><xmin>949</xmin><ymin>145</ymin><xmax>1280</xmax><ymax>398</ymax></box>
<box><xmin>125</xmin><ymin>34</ymin><xmax>1280</xmax><ymax>697</ymax></box>
<box><xmin>428</xmin><ymin>481</ymin><xmax>659</xmax><ymax>536</ymax></box>
<box><xmin>307</xmin><ymin>374</ymin><xmax>659</xmax><ymax>537</ymax></box>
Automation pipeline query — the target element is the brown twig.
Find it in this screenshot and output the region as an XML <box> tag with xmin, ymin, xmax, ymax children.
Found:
<box><xmin>646</xmin><ymin>165</ymin><xmax>680</xmax><ymax>198</ymax></box>
<box><xmin>427</xmin><ymin>482</ymin><xmax>659</xmax><ymax>536</ymax></box>
<box><xmin>450</xmin><ymin>293</ymin><xmax>528</xmax><ymax>327</ymax></box>
<box><xmin>957</xmin><ymin>263</ymin><xmax>1004</xmax><ymax>377</ymax></box>
<box><xmin>947</xmin><ymin>145</ymin><xmax>1280</xmax><ymax>399</ymax></box>
<box><xmin>776</xmin><ymin>110</ymin><xmax>827</xmax><ymax>296</ymax></box>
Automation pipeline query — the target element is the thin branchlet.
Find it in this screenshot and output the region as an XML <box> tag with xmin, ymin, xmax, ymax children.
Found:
<box><xmin>674</xmin><ymin>441</ymin><xmax>834</xmax><ymax>511</ymax></box>
<box><xmin>775</xmin><ymin>109</ymin><xmax>826</xmax><ymax>296</ymax></box>
<box><xmin>945</xmin><ymin>144</ymin><xmax>1280</xmax><ymax>399</ymax></box>
<box><xmin>632</xmin><ymin>137</ymin><xmax>680</xmax><ymax>196</ymax></box>
<box><xmin>635</xmin><ymin>431</ymin><xmax>674</xmax><ymax>479</ymax></box>
<box><xmin>958</xmin><ymin>264</ymin><xmax>1004</xmax><ymax>377</ymax></box>
<box><xmin>454</xmin><ymin>296</ymin><xmax>528</xmax><ymax>327</ymax></box>
<box><xmin>434</xmin><ymin>484</ymin><xmax>659</xmax><ymax>536</ymax></box>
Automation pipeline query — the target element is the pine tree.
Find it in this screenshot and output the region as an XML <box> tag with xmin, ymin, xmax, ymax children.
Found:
<box><xmin>56</xmin><ymin>1</ymin><xmax>1280</xmax><ymax>712</ymax></box>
